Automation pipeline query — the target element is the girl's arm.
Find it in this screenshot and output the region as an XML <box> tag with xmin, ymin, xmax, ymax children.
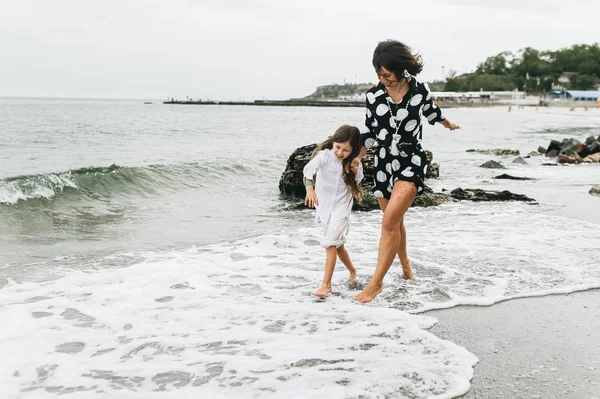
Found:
<box><xmin>302</xmin><ymin>151</ymin><xmax>326</xmax><ymax>208</ymax></box>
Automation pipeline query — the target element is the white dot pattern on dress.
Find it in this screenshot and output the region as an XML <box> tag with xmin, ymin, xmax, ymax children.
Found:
<box><xmin>376</xmin><ymin>171</ymin><xmax>387</xmax><ymax>182</ymax></box>
<box><xmin>401</xmin><ymin>167</ymin><xmax>414</xmax><ymax>177</ymax></box>
<box><xmin>367</xmin><ymin>92</ymin><xmax>376</xmax><ymax>104</ymax></box>
<box><xmin>405</xmin><ymin>119</ymin><xmax>417</xmax><ymax>132</ymax></box>
<box><xmin>411</xmin><ymin>154</ymin><xmax>422</xmax><ymax>167</ymax></box>
<box><xmin>376</xmin><ymin>103</ymin><xmax>389</xmax><ymax>116</ymax></box>
<box><xmin>410</xmin><ymin>94</ymin><xmax>423</xmax><ymax>106</ymax></box>
<box><xmin>396</xmin><ymin>108</ymin><xmax>408</xmax><ymax>121</ymax></box>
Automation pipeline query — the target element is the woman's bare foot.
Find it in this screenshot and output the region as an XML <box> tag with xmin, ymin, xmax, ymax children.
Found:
<box><xmin>401</xmin><ymin>259</ymin><xmax>415</xmax><ymax>280</ymax></box>
<box><xmin>353</xmin><ymin>282</ymin><xmax>383</xmax><ymax>303</ymax></box>
<box><xmin>312</xmin><ymin>285</ymin><xmax>332</xmax><ymax>297</ymax></box>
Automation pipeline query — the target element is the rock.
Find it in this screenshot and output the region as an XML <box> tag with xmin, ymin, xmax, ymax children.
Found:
<box><xmin>583</xmin><ymin>153</ymin><xmax>600</xmax><ymax>163</ymax></box>
<box><xmin>590</xmin><ymin>185</ymin><xmax>600</xmax><ymax>196</ymax></box>
<box><xmin>412</xmin><ymin>185</ymin><xmax>456</xmax><ymax>207</ymax></box>
<box><xmin>425</xmin><ymin>150</ymin><xmax>440</xmax><ymax>179</ymax></box>
<box><xmin>585</xmin><ymin>136</ymin><xmax>596</xmax><ymax>145</ymax></box>
<box><xmin>450</xmin><ymin>188</ymin><xmax>536</xmax><ymax>202</ymax></box>
<box><xmin>546</xmin><ymin>140</ymin><xmax>562</xmax><ymax>155</ymax></box>
<box><xmin>494</xmin><ymin>174</ymin><xmax>535</xmax><ymax>180</ymax></box>
<box><xmin>546</xmin><ymin>149</ymin><xmax>559</xmax><ymax>157</ymax></box>
<box><xmin>512</xmin><ymin>157</ymin><xmax>528</xmax><ymax>165</ymax></box>
<box><xmin>537</xmin><ymin>146</ymin><xmax>547</xmax><ymax>154</ymax></box>
<box><xmin>557</xmin><ymin>154</ymin><xmax>581</xmax><ymax>164</ymax></box>
<box><xmin>466</xmin><ymin>149</ymin><xmax>520</xmax><ymax>156</ymax></box>
<box><xmin>558</xmin><ymin>138</ymin><xmax>581</xmax><ymax>155</ymax></box>
<box><xmin>580</xmin><ymin>141</ymin><xmax>600</xmax><ymax>158</ymax></box>
<box><xmin>479</xmin><ymin>160</ymin><xmax>505</xmax><ymax>169</ymax></box>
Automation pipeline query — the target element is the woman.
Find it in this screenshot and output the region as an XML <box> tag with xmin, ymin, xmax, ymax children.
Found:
<box><xmin>352</xmin><ymin>40</ymin><xmax>459</xmax><ymax>303</ymax></box>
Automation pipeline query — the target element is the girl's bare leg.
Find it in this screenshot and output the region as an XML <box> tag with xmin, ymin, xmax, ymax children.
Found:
<box><xmin>312</xmin><ymin>246</ymin><xmax>337</xmax><ymax>297</ymax></box>
<box><xmin>336</xmin><ymin>245</ymin><xmax>357</xmax><ymax>281</ymax></box>
<box><xmin>353</xmin><ymin>181</ymin><xmax>416</xmax><ymax>303</ymax></box>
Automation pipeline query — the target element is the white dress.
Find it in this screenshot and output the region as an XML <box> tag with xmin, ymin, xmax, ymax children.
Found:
<box><xmin>303</xmin><ymin>149</ymin><xmax>364</xmax><ymax>248</ymax></box>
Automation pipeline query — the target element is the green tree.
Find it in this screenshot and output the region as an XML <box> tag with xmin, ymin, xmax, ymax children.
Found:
<box><xmin>476</xmin><ymin>52</ymin><xmax>513</xmax><ymax>75</ymax></box>
<box><xmin>570</xmin><ymin>74</ymin><xmax>598</xmax><ymax>90</ymax></box>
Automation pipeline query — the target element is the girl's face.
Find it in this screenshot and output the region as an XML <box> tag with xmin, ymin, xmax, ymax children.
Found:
<box><xmin>333</xmin><ymin>140</ymin><xmax>353</xmax><ymax>161</ymax></box>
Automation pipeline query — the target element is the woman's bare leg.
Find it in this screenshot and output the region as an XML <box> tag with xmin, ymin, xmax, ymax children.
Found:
<box><xmin>353</xmin><ymin>181</ymin><xmax>416</xmax><ymax>303</ymax></box>
<box><xmin>378</xmin><ymin>198</ymin><xmax>414</xmax><ymax>280</ymax></box>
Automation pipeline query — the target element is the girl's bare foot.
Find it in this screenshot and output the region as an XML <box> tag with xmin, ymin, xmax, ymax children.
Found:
<box><xmin>353</xmin><ymin>282</ymin><xmax>383</xmax><ymax>303</ymax></box>
<box><xmin>348</xmin><ymin>267</ymin><xmax>357</xmax><ymax>282</ymax></box>
<box><xmin>401</xmin><ymin>259</ymin><xmax>415</xmax><ymax>280</ymax></box>
<box><xmin>312</xmin><ymin>285</ymin><xmax>332</xmax><ymax>297</ymax></box>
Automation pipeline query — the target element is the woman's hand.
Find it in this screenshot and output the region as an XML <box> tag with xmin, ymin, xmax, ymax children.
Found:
<box><xmin>441</xmin><ymin>119</ymin><xmax>460</xmax><ymax>131</ymax></box>
<box><xmin>304</xmin><ymin>189</ymin><xmax>319</xmax><ymax>208</ymax></box>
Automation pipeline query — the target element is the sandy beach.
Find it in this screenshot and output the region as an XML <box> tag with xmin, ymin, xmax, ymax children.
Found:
<box><xmin>426</xmin><ymin>290</ymin><xmax>600</xmax><ymax>399</ymax></box>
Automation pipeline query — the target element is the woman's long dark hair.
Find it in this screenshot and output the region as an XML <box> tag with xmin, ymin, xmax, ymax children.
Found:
<box><xmin>312</xmin><ymin>125</ymin><xmax>362</xmax><ymax>202</ymax></box>
<box><xmin>372</xmin><ymin>40</ymin><xmax>423</xmax><ymax>79</ymax></box>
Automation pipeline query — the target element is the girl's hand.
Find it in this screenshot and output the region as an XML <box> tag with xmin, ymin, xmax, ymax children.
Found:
<box><xmin>305</xmin><ymin>190</ymin><xmax>319</xmax><ymax>208</ymax></box>
<box><xmin>351</xmin><ymin>157</ymin><xmax>361</xmax><ymax>173</ymax></box>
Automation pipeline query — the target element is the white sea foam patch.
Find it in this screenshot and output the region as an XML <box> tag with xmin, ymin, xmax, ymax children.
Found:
<box><xmin>345</xmin><ymin>201</ymin><xmax>600</xmax><ymax>312</ymax></box>
<box><xmin>0</xmin><ymin>234</ymin><xmax>477</xmax><ymax>399</ymax></box>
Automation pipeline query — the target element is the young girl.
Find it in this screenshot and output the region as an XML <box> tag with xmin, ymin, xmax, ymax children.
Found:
<box><xmin>303</xmin><ymin>125</ymin><xmax>364</xmax><ymax>297</ymax></box>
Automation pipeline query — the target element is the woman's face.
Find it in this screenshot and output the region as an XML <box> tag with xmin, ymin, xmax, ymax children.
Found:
<box><xmin>376</xmin><ymin>67</ymin><xmax>399</xmax><ymax>88</ymax></box>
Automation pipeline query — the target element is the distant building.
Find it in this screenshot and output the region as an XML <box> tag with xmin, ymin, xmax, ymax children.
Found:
<box><xmin>547</xmin><ymin>90</ymin><xmax>600</xmax><ymax>101</ymax></box>
<box><xmin>431</xmin><ymin>90</ymin><xmax>525</xmax><ymax>102</ymax></box>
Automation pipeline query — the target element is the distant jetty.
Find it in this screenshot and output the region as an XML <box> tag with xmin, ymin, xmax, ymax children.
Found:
<box><xmin>163</xmin><ymin>99</ymin><xmax>363</xmax><ymax>108</ymax></box>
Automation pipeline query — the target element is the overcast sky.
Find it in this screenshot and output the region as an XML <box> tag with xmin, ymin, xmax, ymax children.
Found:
<box><xmin>1</xmin><ymin>0</ymin><xmax>599</xmax><ymax>100</ymax></box>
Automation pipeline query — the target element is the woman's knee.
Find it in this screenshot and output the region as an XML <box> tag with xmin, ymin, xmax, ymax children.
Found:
<box><xmin>381</xmin><ymin>217</ymin><xmax>401</xmax><ymax>235</ymax></box>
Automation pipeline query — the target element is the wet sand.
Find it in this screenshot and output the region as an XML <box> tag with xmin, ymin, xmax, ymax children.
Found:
<box><xmin>426</xmin><ymin>289</ymin><xmax>600</xmax><ymax>399</ymax></box>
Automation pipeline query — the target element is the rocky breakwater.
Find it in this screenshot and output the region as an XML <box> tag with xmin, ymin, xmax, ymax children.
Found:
<box><xmin>280</xmin><ymin>144</ymin><xmax>534</xmax><ymax>210</ymax></box>
<box><xmin>537</xmin><ymin>135</ymin><xmax>600</xmax><ymax>164</ymax></box>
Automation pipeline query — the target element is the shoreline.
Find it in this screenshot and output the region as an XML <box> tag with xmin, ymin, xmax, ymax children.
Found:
<box><xmin>425</xmin><ymin>289</ymin><xmax>600</xmax><ymax>399</ymax></box>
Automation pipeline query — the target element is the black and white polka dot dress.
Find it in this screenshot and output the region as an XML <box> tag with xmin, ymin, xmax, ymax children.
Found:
<box><xmin>360</xmin><ymin>77</ymin><xmax>445</xmax><ymax>199</ymax></box>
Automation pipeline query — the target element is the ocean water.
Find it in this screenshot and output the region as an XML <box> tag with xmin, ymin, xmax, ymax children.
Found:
<box><xmin>1</xmin><ymin>98</ymin><xmax>600</xmax><ymax>398</ymax></box>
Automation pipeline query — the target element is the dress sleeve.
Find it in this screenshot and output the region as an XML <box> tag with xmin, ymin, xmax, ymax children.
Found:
<box><xmin>421</xmin><ymin>83</ymin><xmax>445</xmax><ymax>125</ymax></box>
<box><xmin>361</xmin><ymin>98</ymin><xmax>377</xmax><ymax>149</ymax></box>
<box><xmin>303</xmin><ymin>150</ymin><xmax>326</xmax><ymax>180</ymax></box>
<box><xmin>355</xmin><ymin>162</ymin><xmax>364</xmax><ymax>183</ymax></box>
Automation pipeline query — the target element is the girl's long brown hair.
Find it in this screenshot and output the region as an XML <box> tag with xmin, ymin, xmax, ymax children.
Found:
<box><xmin>312</xmin><ymin>125</ymin><xmax>362</xmax><ymax>202</ymax></box>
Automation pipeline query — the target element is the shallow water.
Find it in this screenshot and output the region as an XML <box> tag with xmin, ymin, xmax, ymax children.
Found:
<box><xmin>1</xmin><ymin>99</ymin><xmax>599</xmax><ymax>397</ymax></box>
